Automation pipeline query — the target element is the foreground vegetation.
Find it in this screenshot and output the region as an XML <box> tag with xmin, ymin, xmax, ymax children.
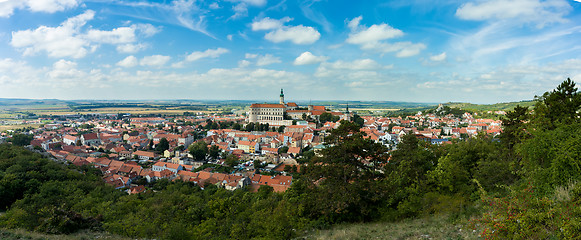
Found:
<box><xmin>0</xmin><ymin>79</ymin><xmax>580</xmax><ymax>239</ymax></box>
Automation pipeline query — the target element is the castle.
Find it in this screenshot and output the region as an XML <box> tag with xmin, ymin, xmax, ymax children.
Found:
<box><xmin>247</xmin><ymin>89</ymin><xmax>349</xmax><ymax>126</ymax></box>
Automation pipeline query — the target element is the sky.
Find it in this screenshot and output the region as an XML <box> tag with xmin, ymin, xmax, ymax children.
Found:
<box><xmin>1</xmin><ymin>0</ymin><xmax>581</xmax><ymax>104</ymax></box>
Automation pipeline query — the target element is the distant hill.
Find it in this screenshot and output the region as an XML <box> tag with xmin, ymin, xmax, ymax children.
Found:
<box><xmin>444</xmin><ymin>100</ymin><xmax>535</xmax><ymax>112</ymax></box>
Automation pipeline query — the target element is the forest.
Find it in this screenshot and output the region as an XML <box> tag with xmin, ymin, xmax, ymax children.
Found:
<box><xmin>1</xmin><ymin>78</ymin><xmax>581</xmax><ymax>239</ymax></box>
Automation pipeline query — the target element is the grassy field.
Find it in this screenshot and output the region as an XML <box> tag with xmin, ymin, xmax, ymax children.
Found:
<box><xmin>0</xmin><ymin>228</ymin><xmax>129</xmax><ymax>240</ymax></box>
<box><xmin>445</xmin><ymin>101</ymin><xmax>535</xmax><ymax>112</ymax></box>
<box><xmin>304</xmin><ymin>215</ymin><xmax>482</xmax><ymax>240</ymax></box>
<box><xmin>0</xmin><ymin>124</ymin><xmax>42</xmax><ymax>131</ymax></box>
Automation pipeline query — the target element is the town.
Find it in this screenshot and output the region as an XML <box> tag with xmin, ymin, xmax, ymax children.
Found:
<box><xmin>0</xmin><ymin>91</ymin><xmax>505</xmax><ymax>195</ymax></box>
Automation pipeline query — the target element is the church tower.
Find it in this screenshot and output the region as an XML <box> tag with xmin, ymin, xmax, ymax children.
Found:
<box><xmin>280</xmin><ymin>88</ymin><xmax>285</xmax><ymax>105</ymax></box>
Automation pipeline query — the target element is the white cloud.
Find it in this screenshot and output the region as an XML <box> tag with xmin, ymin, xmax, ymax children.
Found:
<box><xmin>327</xmin><ymin>59</ymin><xmax>382</xmax><ymax>70</ymax></box>
<box><xmin>345</xmin><ymin>16</ymin><xmax>425</xmax><ymax>57</ymax></box>
<box><xmin>132</xmin><ymin>23</ymin><xmax>162</xmax><ymax>37</ymax></box>
<box><xmin>252</xmin><ymin>16</ymin><xmax>321</xmax><ymax>45</ymax></box>
<box><xmin>209</xmin><ymin>2</ymin><xmax>220</xmax><ymax>9</ymax></box>
<box><xmin>256</xmin><ymin>54</ymin><xmax>281</xmax><ymax>66</ymax></box>
<box><xmin>293</xmin><ymin>52</ymin><xmax>328</xmax><ymax>65</ymax></box>
<box><xmin>430</xmin><ymin>52</ymin><xmax>447</xmax><ymax>62</ymax></box>
<box><xmin>265</xmin><ymin>25</ymin><xmax>320</xmax><ymax>44</ymax></box>
<box><xmin>0</xmin><ymin>0</ymin><xmax>79</xmax><ymax>18</ymax></box>
<box><xmin>140</xmin><ymin>55</ymin><xmax>170</xmax><ymax>67</ymax></box>
<box><xmin>231</xmin><ymin>3</ymin><xmax>248</xmax><ymax>19</ymax></box>
<box><xmin>48</xmin><ymin>59</ymin><xmax>82</xmax><ymax>79</ymax></box>
<box><xmin>228</xmin><ymin>0</ymin><xmax>268</xmax><ymax>19</ymax></box>
<box><xmin>116</xmin><ymin>43</ymin><xmax>147</xmax><ymax>54</ymax></box>
<box><xmin>315</xmin><ymin>59</ymin><xmax>384</xmax><ymax>78</ymax></box>
<box><xmin>116</xmin><ymin>56</ymin><xmax>138</xmax><ymax>68</ymax></box>
<box><xmin>395</xmin><ymin>42</ymin><xmax>426</xmax><ymax>57</ymax></box>
<box><xmin>85</xmin><ymin>27</ymin><xmax>136</xmax><ymax>44</ymax></box>
<box><xmin>251</xmin><ymin>17</ymin><xmax>292</xmax><ymax>31</ymax></box>
<box><xmin>227</xmin><ymin>0</ymin><xmax>267</xmax><ymax>7</ymax></box>
<box><xmin>186</xmin><ymin>48</ymin><xmax>229</xmax><ymax>62</ymax></box>
<box><xmin>11</xmin><ymin>10</ymin><xmax>94</xmax><ymax>58</ymax></box>
<box><xmin>238</xmin><ymin>60</ymin><xmax>251</xmax><ymax>68</ymax></box>
<box><xmin>0</xmin><ymin>58</ymin><xmax>42</xmax><ymax>85</ymax></box>
<box><xmin>245</xmin><ymin>53</ymin><xmax>258</xmax><ymax>59</ymax></box>
<box><xmin>456</xmin><ymin>0</ymin><xmax>572</xmax><ymax>27</ymax></box>
<box><xmin>346</xmin><ymin>23</ymin><xmax>403</xmax><ymax>46</ymax></box>
<box><xmin>347</xmin><ymin>16</ymin><xmax>362</xmax><ymax>31</ymax></box>
<box><xmin>10</xmin><ymin>10</ymin><xmax>160</xmax><ymax>58</ymax></box>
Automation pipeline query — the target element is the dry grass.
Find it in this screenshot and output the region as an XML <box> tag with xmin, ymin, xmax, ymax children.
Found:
<box><xmin>0</xmin><ymin>124</ymin><xmax>42</xmax><ymax>131</ymax></box>
<box><xmin>0</xmin><ymin>228</ymin><xmax>130</xmax><ymax>240</ymax></box>
<box><xmin>303</xmin><ymin>215</ymin><xmax>482</xmax><ymax>240</ymax></box>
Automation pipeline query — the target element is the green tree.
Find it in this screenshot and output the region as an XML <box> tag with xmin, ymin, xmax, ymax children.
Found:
<box><xmin>500</xmin><ymin>105</ymin><xmax>529</xmax><ymax>150</ymax></box>
<box><xmin>188</xmin><ymin>141</ymin><xmax>208</xmax><ymax>161</ymax></box>
<box><xmin>352</xmin><ymin>114</ymin><xmax>364</xmax><ymax>127</ymax></box>
<box><xmin>303</xmin><ymin>121</ymin><xmax>389</xmax><ymax>222</ymax></box>
<box><xmin>154</xmin><ymin>138</ymin><xmax>170</xmax><ymax>153</ymax></box>
<box><xmin>319</xmin><ymin>112</ymin><xmax>340</xmax><ymax>123</ymax></box>
<box><xmin>245</xmin><ymin>122</ymin><xmax>255</xmax><ymax>132</ymax></box>
<box><xmin>278</xmin><ymin>146</ymin><xmax>289</xmax><ymax>154</ymax></box>
<box><xmin>532</xmin><ymin>78</ymin><xmax>581</xmax><ymax>129</ymax></box>
<box><xmin>208</xmin><ymin>145</ymin><xmax>220</xmax><ymax>160</ymax></box>
<box><xmin>383</xmin><ymin>133</ymin><xmax>440</xmax><ymax>218</ymax></box>
<box><xmin>224</xmin><ymin>154</ymin><xmax>239</xmax><ymax>168</ymax></box>
<box><xmin>10</xmin><ymin>134</ymin><xmax>33</xmax><ymax>146</ymax></box>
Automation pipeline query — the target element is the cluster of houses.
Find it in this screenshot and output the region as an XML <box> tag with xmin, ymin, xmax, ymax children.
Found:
<box><xmin>1</xmin><ymin>101</ymin><xmax>506</xmax><ymax>195</ymax></box>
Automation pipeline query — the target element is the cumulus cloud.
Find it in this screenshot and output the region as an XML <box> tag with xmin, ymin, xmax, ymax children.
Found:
<box><xmin>116</xmin><ymin>43</ymin><xmax>147</xmax><ymax>54</ymax></box>
<box><xmin>0</xmin><ymin>58</ymin><xmax>42</xmax><ymax>86</ymax></box>
<box><xmin>140</xmin><ymin>55</ymin><xmax>171</xmax><ymax>67</ymax></box>
<box><xmin>325</xmin><ymin>59</ymin><xmax>382</xmax><ymax>70</ymax></box>
<box><xmin>186</xmin><ymin>48</ymin><xmax>229</xmax><ymax>62</ymax></box>
<box><xmin>456</xmin><ymin>0</ymin><xmax>572</xmax><ymax>27</ymax></box>
<box><xmin>430</xmin><ymin>52</ymin><xmax>447</xmax><ymax>62</ymax></box>
<box><xmin>293</xmin><ymin>52</ymin><xmax>328</xmax><ymax>65</ymax></box>
<box><xmin>265</xmin><ymin>25</ymin><xmax>320</xmax><ymax>44</ymax></box>
<box><xmin>245</xmin><ymin>53</ymin><xmax>258</xmax><ymax>59</ymax></box>
<box><xmin>11</xmin><ymin>10</ymin><xmax>95</xmax><ymax>58</ymax></box>
<box><xmin>251</xmin><ymin>17</ymin><xmax>292</xmax><ymax>31</ymax></box>
<box><xmin>345</xmin><ymin>16</ymin><xmax>425</xmax><ymax>57</ymax></box>
<box><xmin>315</xmin><ymin>59</ymin><xmax>384</xmax><ymax>78</ymax></box>
<box><xmin>256</xmin><ymin>54</ymin><xmax>281</xmax><ymax>66</ymax></box>
<box><xmin>0</xmin><ymin>0</ymin><xmax>79</xmax><ymax>18</ymax></box>
<box><xmin>116</xmin><ymin>56</ymin><xmax>138</xmax><ymax>68</ymax></box>
<box><xmin>252</xmin><ymin>17</ymin><xmax>321</xmax><ymax>44</ymax></box>
<box><xmin>10</xmin><ymin>10</ymin><xmax>161</xmax><ymax>58</ymax></box>
<box><xmin>85</xmin><ymin>27</ymin><xmax>136</xmax><ymax>44</ymax></box>
<box><xmin>48</xmin><ymin>59</ymin><xmax>82</xmax><ymax>79</ymax></box>
<box><xmin>238</xmin><ymin>60</ymin><xmax>251</xmax><ymax>68</ymax></box>
<box><xmin>346</xmin><ymin>23</ymin><xmax>403</xmax><ymax>46</ymax></box>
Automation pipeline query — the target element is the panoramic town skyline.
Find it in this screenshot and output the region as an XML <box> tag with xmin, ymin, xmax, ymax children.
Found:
<box><xmin>1</xmin><ymin>0</ymin><xmax>581</xmax><ymax>103</ymax></box>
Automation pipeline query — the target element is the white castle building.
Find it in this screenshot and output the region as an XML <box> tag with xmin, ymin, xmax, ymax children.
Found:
<box><xmin>248</xmin><ymin>89</ymin><xmax>349</xmax><ymax>126</ymax></box>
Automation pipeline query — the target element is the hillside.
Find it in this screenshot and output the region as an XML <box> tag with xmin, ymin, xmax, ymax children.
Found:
<box><xmin>444</xmin><ymin>100</ymin><xmax>535</xmax><ymax>112</ymax></box>
<box><xmin>305</xmin><ymin>215</ymin><xmax>481</xmax><ymax>240</ymax></box>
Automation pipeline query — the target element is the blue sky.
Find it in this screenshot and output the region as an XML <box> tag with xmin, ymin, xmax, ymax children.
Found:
<box><xmin>1</xmin><ymin>0</ymin><xmax>580</xmax><ymax>104</ymax></box>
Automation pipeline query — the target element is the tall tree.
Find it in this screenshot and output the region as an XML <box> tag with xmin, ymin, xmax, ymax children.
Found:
<box><xmin>188</xmin><ymin>141</ymin><xmax>208</xmax><ymax>161</ymax></box>
<box><xmin>533</xmin><ymin>78</ymin><xmax>581</xmax><ymax>129</ymax></box>
<box><xmin>500</xmin><ymin>105</ymin><xmax>529</xmax><ymax>150</ymax></box>
<box><xmin>154</xmin><ymin>138</ymin><xmax>170</xmax><ymax>154</ymax></box>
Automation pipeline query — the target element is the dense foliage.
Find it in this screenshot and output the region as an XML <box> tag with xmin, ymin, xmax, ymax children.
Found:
<box><xmin>1</xmin><ymin>79</ymin><xmax>581</xmax><ymax>239</ymax></box>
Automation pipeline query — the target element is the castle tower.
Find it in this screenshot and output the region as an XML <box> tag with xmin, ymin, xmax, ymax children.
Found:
<box><xmin>280</xmin><ymin>88</ymin><xmax>285</xmax><ymax>105</ymax></box>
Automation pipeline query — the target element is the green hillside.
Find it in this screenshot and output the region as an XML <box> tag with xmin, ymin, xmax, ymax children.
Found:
<box><xmin>444</xmin><ymin>100</ymin><xmax>536</xmax><ymax>112</ymax></box>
